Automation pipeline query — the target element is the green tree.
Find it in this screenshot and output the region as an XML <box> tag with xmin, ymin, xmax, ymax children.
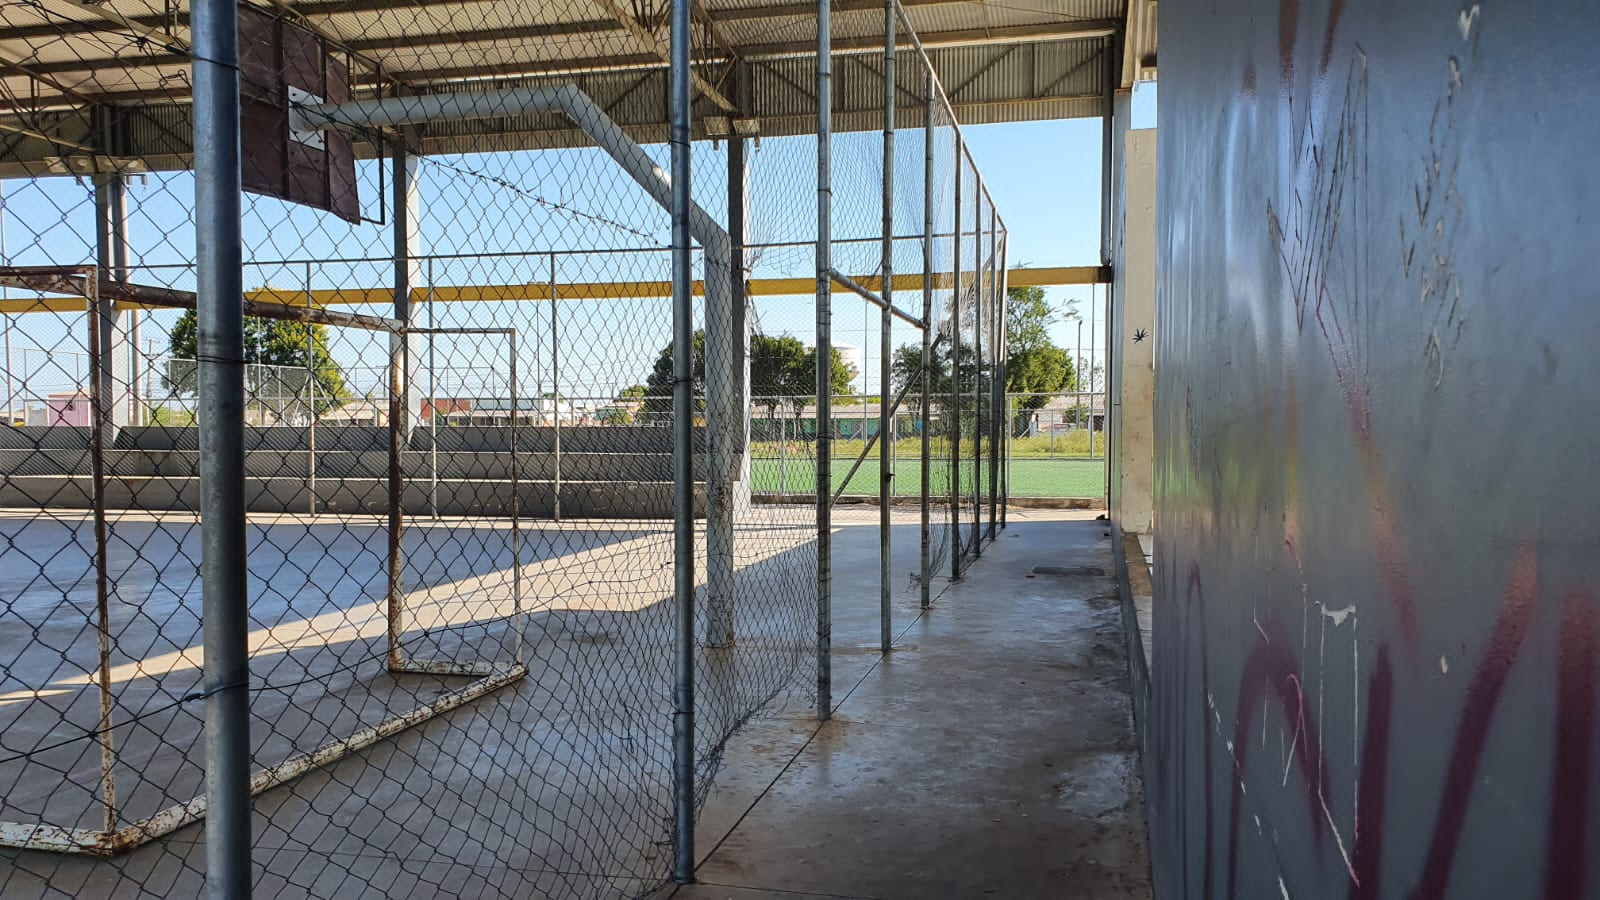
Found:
<box><xmin>801</xmin><ymin>345</ymin><xmax>856</xmax><ymax>402</ymax></box>
<box><xmin>166</xmin><ymin>309</ymin><xmax>348</xmax><ymax>416</ymax></box>
<box><xmin>644</xmin><ymin>331</ymin><xmax>854</xmax><ymax>418</ymax></box>
<box><xmin>890</xmin><ymin>342</ymin><xmax>977</xmax><ymax>397</ymax></box>
<box><xmin>750</xmin><ymin>333</ymin><xmax>810</xmax><ymax>417</ymax></box>
<box><xmin>1004</xmin><ymin>284</ymin><xmax>1076</xmax><ymax>411</ymax></box>
<box><xmin>891</xmin><ymin>284</ymin><xmax>1074</xmax><ymax>411</ymax></box>
<box><xmin>643</xmin><ymin>330</ymin><xmax>708</xmax><ymax>416</ymax></box>
<box><xmin>600</xmin><ymin>384</ymin><xmax>647</xmax><ymax>424</ymax></box>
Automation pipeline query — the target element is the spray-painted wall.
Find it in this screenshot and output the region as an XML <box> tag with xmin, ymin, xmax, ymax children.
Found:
<box><xmin>1152</xmin><ymin>2</ymin><xmax>1600</xmax><ymax>898</ymax></box>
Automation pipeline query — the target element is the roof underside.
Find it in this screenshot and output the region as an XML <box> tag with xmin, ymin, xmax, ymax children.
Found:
<box><xmin>0</xmin><ymin>0</ymin><xmax>1121</xmax><ymax>174</ymax></box>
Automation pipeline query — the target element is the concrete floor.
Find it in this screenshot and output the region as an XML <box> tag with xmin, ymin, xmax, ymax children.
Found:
<box><xmin>0</xmin><ymin>507</ymin><xmax>1148</xmax><ymax>898</ymax></box>
<box><xmin>661</xmin><ymin>510</ymin><xmax>1153</xmax><ymax>900</ymax></box>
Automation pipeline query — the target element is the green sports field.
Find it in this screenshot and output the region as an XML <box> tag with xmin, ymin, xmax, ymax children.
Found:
<box><xmin>749</xmin><ymin>455</ymin><xmax>1104</xmax><ymax>499</ymax></box>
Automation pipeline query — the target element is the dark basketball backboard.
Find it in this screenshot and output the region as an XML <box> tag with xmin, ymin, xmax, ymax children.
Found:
<box><xmin>238</xmin><ymin>4</ymin><xmax>360</xmax><ymax>223</ymax></box>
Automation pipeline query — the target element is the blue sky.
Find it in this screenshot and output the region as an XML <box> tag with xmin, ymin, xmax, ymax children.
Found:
<box><xmin>960</xmin><ymin>117</ymin><xmax>1106</xmax><ymax>385</ymax></box>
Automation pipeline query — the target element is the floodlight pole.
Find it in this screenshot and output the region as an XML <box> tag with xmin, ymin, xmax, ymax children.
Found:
<box><xmin>815</xmin><ymin>0</ymin><xmax>834</xmax><ymax>722</ymax></box>
<box><xmin>192</xmin><ymin>0</ymin><xmax>252</xmax><ymax>891</ymax></box>
<box><xmin>668</xmin><ymin>0</ymin><xmax>697</xmax><ymax>883</ymax></box>
<box><xmin>878</xmin><ymin>0</ymin><xmax>895</xmax><ymax>653</ymax></box>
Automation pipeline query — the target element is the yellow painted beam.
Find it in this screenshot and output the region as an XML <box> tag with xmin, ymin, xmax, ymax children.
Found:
<box><xmin>0</xmin><ymin>266</ymin><xmax>1110</xmax><ymax>314</ymax></box>
<box><xmin>1008</xmin><ymin>265</ymin><xmax>1112</xmax><ymax>287</ymax></box>
<box><xmin>0</xmin><ymin>297</ymin><xmax>93</xmax><ymax>314</ymax></box>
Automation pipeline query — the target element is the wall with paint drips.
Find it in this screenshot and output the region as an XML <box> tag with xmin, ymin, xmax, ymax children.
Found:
<box><xmin>1151</xmin><ymin>1</ymin><xmax>1600</xmax><ymax>898</ymax></box>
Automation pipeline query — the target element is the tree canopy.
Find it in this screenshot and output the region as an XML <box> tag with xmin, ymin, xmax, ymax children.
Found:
<box><xmin>1005</xmin><ymin>284</ymin><xmax>1077</xmax><ymax>410</ymax></box>
<box><xmin>166</xmin><ymin>310</ymin><xmax>347</xmax><ymax>415</ymax></box>
<box><xmin>750</xmin><ymin>333</ymin><xmax>811</xmax><ymax>413</ymax></box>
<box><xmin>644</xmin><ymin>330</ymin><xmax>854</xmax><ymax>416</ymax></box>
<box><xmin>890</xmin><ymin>284</ymin><xmax>1075</xmax><ymax>411</ymax></box>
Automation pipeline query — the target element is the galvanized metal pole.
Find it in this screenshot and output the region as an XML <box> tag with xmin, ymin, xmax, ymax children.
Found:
<box><xmin>192</xmin><ymin>0</ymin><xmax>252</xmax><ymax>887</ymax></box>
<box><xmin>971</xmin><ymin>179</ymin><xmax>983</xmax><ymax>554</ymax></box>
<box><xmin>948</xmin><ymin>137</ymin><xmax>962</xmax><ymax>579</ymax></box>
<box><xmin>0</xmin><ymin>181</ymin><xmax>9</xmax><ymax>424</ymax></box>
<box><xmin>3</xmin><ymin>315</ymin><xmax>11</xmax><ymax>425</ymax></box>
<box><xmin>918</xmin><ymin>70</ymin><xmax>933</xmax><ymax>610</ymax></box>
<box><xmin>877</xmin><ymin>0</ymin><xmax>895</xmax><ymax>653</ymax></box>
<box><xmin>815</xmin><ymin>0</ymin><xmax>834</xmax><ymax>720</ymax></box>
<box><xmin>997</xmin><ymin>230</ymin><xmax>1009</xmax><ymax>530</ymax></box>
<box><xmin>305</xmin><ymin>261</ymin><xmax>317</xmax><ymax>516</ymax></box>
<box><xmin>426</xmin><ymin>258</ymin><xmax>436</xmax><ymax>518</ymax></box>
<box><xmin>668</xmin><ymin>0</ymin><xmax>697</xmax><ymax>882</ymax></box>
<box><xmin>1101</xmin><ymin>39</ymin><xmax>1116</xmax><ymax>506</ymax></box>
<box><xmin>1088</xmin><ymin>283</ymin><xmax>1096</xmax><ymax>462</ymax></box>
<box><xmin>550</xmin><ymin>251</ymin><xmax>562</xmax><ymax>522</ymax></box>
<box><xmin>988</xmin><ymin>207</ymin><xmax>1001</xmax><ymax>540</ymax></box>
<box><xmin>386</xmin><ymin>139</ymin><xmax>411</xmax><ymax>673</ymax></box>
<box><xmin>84</xmin><ymin>281</ymin><xmax>116</xmax><ymax>837</ymax></box>
<box><xmin>509</xmin><ymin>331</ymin><xmax>523</xmax><ymax>666</ymax></box>
<box><xmin>1075</xmin><ymin>317</ymin><xmax>1083</xmax><ymax>457</ymax></box>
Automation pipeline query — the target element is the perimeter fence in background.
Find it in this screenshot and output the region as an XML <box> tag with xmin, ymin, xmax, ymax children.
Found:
<box><xmin>0</xmin><ymin>0</ymin><xmax>1006</xmax><ymax>896</ymax></box>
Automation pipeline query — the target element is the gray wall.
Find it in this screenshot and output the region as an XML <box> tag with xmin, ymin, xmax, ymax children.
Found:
<box><xmin>1152</xmin><ymin>2</ymin><xmax>1600</xmax><ymax>899</ymax></box>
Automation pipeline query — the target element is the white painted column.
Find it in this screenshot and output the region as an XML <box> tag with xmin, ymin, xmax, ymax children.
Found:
<box><xmin>1112</xmin><ymin>126</ymin><xmax>1157</xmax><ymax>535</ymax></box>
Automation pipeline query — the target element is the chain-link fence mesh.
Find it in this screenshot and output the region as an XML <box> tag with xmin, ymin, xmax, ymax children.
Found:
<box><xmin>0</xmin><ymin>0</ymin><xmax>1006</xmax><ymax>896</ymax></box>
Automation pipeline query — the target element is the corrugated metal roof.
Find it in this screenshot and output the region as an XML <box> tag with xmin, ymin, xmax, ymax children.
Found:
<box><xmin>1121</xmin><ymin>0</ymin><xmax>1157</xmax><ymax>86</ymax></box>
<box><xmin>0</xmin><ymin>0</ymin><xmax>1117</xmax><ymax>172</ymax></box>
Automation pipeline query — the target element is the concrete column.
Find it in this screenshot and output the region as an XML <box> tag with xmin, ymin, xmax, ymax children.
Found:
<box><xmin>392</xmin><ymin>140</ymin><xmax>424</xmax><ymax>435</ymax></box>
<box><xmin>93</xmin><ymin>174</ymin><xmax>134</xmax><ymax>434</ymax></box>
<box><xmin>727</xmin><ymin>129</ymin><xmax>753</xmax><ymax>517</ymax></box>
<box><xmin>1110</xmin><ymin>125</ymin><xmax>1155</xmax><ymax>536</ymax></box>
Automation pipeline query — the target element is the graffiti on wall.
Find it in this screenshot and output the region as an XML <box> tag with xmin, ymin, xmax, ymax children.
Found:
<box><xmin>1151</xmin><ymin>1</ymin><xmax>1599</xmax><ymax>898</ymax></box>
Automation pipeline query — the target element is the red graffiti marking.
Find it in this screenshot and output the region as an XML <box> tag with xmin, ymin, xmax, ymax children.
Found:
<box><xmin>1226</xmin><ymin>619</ymin><xmax>1336</xmax><ymax>899</ymax></box>
<box><xmin>1544</xmin><ymin>590</ymin><xmax>1598</xmax><ymax>899</ymax></box>
<box><xmin>1350</xmin><ymin>646</ymin><xmax>1393</xmax><ymax>900</ymax></box>
<box><xmin>1279</xmin><ymin>0</ymin><xmax>1300</xmax><ymax>84</ymax></box>
<box><xmin>1321</xmin><ymin>0</ymin><xmax>1347</xmax><ymax>74</ymax></box>
<box><xmin>1411</xmin><ymin>546</ymin><xmax>1538</xmax><ymax>899</ymax></box>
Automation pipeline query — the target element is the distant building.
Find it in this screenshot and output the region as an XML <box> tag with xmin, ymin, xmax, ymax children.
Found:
<box><xmin>43</xmin><ymin>391</ymin><xmax>90</xmax><ymax>427</ymax></box>
<box><xmin>320</xmin><ymin>399</ymin><xmax>388</xmax><ymax>426</ymax></box>
<box><xmin>420</xmin><ymin>396</ymin><xmax>580</xmax><ymax>426</ymax></box>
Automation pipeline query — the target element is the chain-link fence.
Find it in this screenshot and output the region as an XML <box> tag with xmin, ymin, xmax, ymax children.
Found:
<box><xmin>1006</xmin><ymin>391</ymin><xmax>1108</xmax><ymax>499</ymax></box>
<box><xmin>0</xmin><ymin>0</ymin><xmax>1006</xmax><ymax>896</ymax></box>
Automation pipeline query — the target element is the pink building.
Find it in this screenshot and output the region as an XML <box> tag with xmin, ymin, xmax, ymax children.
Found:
<box><xmin>45</xmin><ymin>392</ymin><xmax>91</xmax><ymax>427</ymax></box>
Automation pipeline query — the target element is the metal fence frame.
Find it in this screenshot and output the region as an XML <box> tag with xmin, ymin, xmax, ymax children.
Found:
<box><xmin>0</xmin><ymin>0</ymin><xmax>1010</xmax><ymax>893</ymax></box>
<box><xmin>0</xmin><ymin>270</ymin><xmax>533</xmax><ymax>857</ymax></box>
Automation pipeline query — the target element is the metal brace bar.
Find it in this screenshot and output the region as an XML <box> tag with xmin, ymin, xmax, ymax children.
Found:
<box><xmin>827</xmin><ymin>267</ymin><xmax>924</xmax><ymax>328</ymax></box>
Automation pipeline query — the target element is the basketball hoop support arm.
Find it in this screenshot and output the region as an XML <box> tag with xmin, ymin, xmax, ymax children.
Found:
<box><xmin>294</xmin><ymin>84</ymin><xmax>742</xmax><ymax>646</ymax></box>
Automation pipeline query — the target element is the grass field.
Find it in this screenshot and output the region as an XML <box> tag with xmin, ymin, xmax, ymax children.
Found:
<box><xmin>749</xmin><ymin>455</ymin><xmax>1104</xmax><ymax>499</ymax></box>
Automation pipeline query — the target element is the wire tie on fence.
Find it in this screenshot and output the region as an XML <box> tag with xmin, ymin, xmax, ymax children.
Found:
<box><xmin>181</xmin><ymin>678</ymin><xmax>249</xmax><ymax>704</ymax></box>
<box><xmin>190</xmin><ymin>352</ymin><xmax>246</xmax><ymax>367</ymax></box>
